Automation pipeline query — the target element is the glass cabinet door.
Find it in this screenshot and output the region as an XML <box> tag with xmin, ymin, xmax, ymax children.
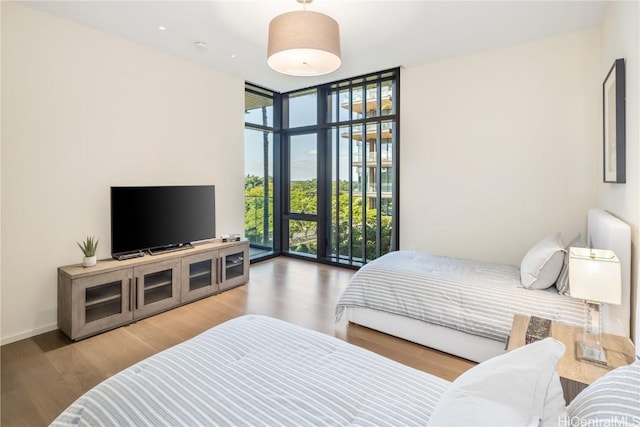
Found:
<box><xmin>219</xmin><ymin>244</ymin><xmax>249</xmax><ymax>291</ymax></box>
<box><xmin>181</xmin><ymin>250</ymin><xmax>220</xmax><ymax>303</ymax></box>
<box><xmin>72</xmin><ymin>269</ymin><xmax>134</xmax><ymax>338</ymax></box>
<box><xmin>133</xmin><ymin>259</ymin><xmax>181</xmax><ymax>319</ymax></box>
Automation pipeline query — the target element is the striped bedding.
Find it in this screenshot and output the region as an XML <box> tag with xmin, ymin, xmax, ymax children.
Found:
<box><xmin>566</xmin><ymin>360</ymin><xmax>640</xmax><ymax>426</ymax></box>
<box><xmin>335</xmin><ymin>250</ymin><xmax>585</xmax><ymax>343</ymax></box>
<box><xmin>51</xmin><ymin>315</ymin><xmax>449</xmax><ymax>426</ymax></box>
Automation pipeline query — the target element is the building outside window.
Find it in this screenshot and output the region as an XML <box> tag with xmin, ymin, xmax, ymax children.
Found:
<box><xmin>327</xmin><ymin>71</ymin><xmax>398</xmax><ymax>264</ymax></box>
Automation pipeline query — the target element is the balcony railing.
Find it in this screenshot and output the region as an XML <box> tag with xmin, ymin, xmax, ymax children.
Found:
<box><xmin>341</xmin><ymin>87</ymin><xmax>393</xmax><ymax>115</ymax></box>
<box><xmin>352</xmin><ymin>151</ymin><xmax>393</xmax><ymax>164</ymax></box>
<box><xmin>352</xmin><ymin>183</ymin><xmax>393</xmax><ymax>196</ymax></box>
<box><xmin>244</xmin><ymin>194</ymin><xmax>273</xmax><ymax>247</ymax></box>
<box><xmin>342</xmin><ymin>123</ymin><xmax>393</xmax><ymax>141</ymax></box>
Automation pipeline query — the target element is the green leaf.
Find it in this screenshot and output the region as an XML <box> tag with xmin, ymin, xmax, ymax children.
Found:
<box><xmin>77</xmin><ymin>236</ymin><xmax>99</xmax><ymax>257</ymax></box>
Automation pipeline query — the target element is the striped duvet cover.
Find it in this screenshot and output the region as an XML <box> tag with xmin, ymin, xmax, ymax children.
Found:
<box><xmin>51</xmin><ymin>315</ymin><xmax>449</xmax><ymax>426</ymax></box>
<box><xmin>335</xmin><ymin>250</ymin><xmax>585</xmax><ymax>343</ymax></box>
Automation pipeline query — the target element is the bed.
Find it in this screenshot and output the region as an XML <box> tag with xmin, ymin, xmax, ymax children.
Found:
<box><xmin>50</xmin><ymin>314</ymin><xmax>640</xmax><ymax>427</ymax></box>
<box><xmin>336</xmin><ymin>209</ymin><xmax>632</xmax><ymax>363</ymax></box>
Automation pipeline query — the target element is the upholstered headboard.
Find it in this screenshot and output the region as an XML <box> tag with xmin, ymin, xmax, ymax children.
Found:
<box><xmin>588</xmin><ymin>208</ymin><xmax>631</xmax><ymax>338</ymax></box>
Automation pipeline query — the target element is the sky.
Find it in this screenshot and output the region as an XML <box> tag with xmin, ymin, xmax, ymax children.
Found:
<box><xmin>246</xmin><ymin>92</ymin><xmax>327</xmax><ymax>181</ymax></box>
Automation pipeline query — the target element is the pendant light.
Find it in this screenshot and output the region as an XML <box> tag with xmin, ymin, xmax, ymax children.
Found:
<box><xmin>267</xmin><ymin>0</ymin><xmax>341</xmax><ymax>76</ymax></box>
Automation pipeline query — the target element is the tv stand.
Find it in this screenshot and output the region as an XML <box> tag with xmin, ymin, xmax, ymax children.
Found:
<box><xmin>148</xmin><ymin>243</ymin><xmax>193</xmax><ymax>256</ymax></box>
<box><xmin>58</xmin><ymin>240</ymin><xmax>249</xmax><ymax>340</ymax></box>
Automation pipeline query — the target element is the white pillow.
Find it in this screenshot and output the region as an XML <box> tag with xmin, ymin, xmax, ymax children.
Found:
<box><xmin>555</xmin><ymin>233</ymin><xmax>587</xmax><ymax>295</ymax></box>
<box><xmin>520</xmin><ymin>233</ymin><xmax>566</xmax><ymax>290</ymax></box>
<box><xmin>543</xmin><ymin>372</ymin><xmax>567</xmax><ymax>426</ymax></box>
<box><xmin>427</xmin><ymin>338</ymin><xmax>566</xmax><ymax>427</ymax></box>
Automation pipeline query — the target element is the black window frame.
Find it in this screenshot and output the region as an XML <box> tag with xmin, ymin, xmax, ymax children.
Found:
<box><xmin>244</xmin><ymin>68</ymin><xmax>400</xmax><ymax>266</ymax></box>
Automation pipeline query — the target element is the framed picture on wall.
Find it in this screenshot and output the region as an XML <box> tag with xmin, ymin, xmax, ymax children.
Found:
<box><xmin>603</xmin><ymin>58</ymin><xmax>626</xmax><ymax>183</ymax></box>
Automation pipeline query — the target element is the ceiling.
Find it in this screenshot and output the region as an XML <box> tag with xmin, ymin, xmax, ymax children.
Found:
<box><xmin>22</xmin><ymin>0</ymin><xmax>608</xmax><ymax>93</ymax></box>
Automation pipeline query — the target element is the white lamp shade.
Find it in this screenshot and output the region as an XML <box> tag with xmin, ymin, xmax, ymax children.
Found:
<box><xmin>569</xmin><ymin>247</ymin><xmax>622</xmax><ymax>305</ymax></box>
<box><xmin>267</xmin><ymin>10</ymin><xmax>341</xmax><ymax>76</ymax></box>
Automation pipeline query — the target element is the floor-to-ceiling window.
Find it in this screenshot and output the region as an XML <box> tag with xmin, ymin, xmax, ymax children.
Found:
<box><xmin>244</xmin><ymin>83</ymin><xmax>279</xmax><ymax>260</ymax></box>
<box><xmin>245</xmin><ymin>68</ymin><xmax>399</xmax><ymax>266</ymax></box>
<box><xmin>325</xmin><ymin>70</ymin><xmax>399</xmax><ymax>265</ymax></box>
<box><xmin>282</xmin><ymin>88</ymin><xmax>320</xmax><ymax>257</ymax></box>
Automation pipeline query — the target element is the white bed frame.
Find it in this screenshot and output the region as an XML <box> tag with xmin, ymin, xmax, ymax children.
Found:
<box><xmin>345</xmin><ymin>209</ymin><xmax>632</xmax><ymax>363</ymax></box>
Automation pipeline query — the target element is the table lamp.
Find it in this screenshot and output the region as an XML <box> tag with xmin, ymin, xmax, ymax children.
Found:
<box><xmin>569</xmin><ymin>247</ymin><xmax>621</xmax><ymax>364</ymax></box>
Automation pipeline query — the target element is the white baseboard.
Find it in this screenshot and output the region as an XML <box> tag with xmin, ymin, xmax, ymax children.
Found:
<box><xmin>1</xmin><ymin>323</ymin><xmax>59</xmax><ymax>346</ymax></box>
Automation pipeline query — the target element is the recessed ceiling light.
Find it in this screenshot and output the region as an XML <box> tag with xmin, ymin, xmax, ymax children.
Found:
<box><xmin>158</xmin><ymin>26</ymin><xmax>167</xmax><ymax>31</ymax></box>
<box><xmin>195</xmin><ymin>41</ymin><xmax>208</xmax><ymax>50</ymax></box>
<box><xmin>230</xmin><ymin>54</ymin><xmax>237</xmax><ymax>59</ymax></box>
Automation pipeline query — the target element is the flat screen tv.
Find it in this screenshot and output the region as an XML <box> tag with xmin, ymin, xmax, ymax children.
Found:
<box><xmin>111</xmin><ymin>185</ymin><xmax>215</xmax><ymax>258</ymax></box>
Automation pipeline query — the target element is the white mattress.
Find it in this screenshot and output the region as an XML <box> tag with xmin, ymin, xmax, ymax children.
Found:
<box><xmin>336</xmin><ymin>250</ymin><xmax>586</xmax><ymax>343</ymax></box>
<box><xmin>51</xmin><ymin>315</ymin><xmax>449</xmax><ymax>426</ymax></box>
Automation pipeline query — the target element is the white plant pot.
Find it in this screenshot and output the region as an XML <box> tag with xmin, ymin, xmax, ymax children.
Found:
<box><xmin>83</xmin><ymin>255</ymin><xmax>97</xmax><ymax>268</ymax></box>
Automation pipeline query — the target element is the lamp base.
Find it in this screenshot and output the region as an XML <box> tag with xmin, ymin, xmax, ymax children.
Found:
<box><xmin>576</xmin><ymin>341</ymin><xmax>608</xmax><ymax>365</ymax></box>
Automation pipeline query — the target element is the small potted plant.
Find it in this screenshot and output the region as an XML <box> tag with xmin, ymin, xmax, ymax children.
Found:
<box><xmin>77</xmin><ymin>236</ymin><xmax>99</xmax><ymax>267</ymax></box>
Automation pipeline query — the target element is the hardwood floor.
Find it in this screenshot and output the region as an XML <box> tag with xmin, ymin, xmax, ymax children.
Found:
<box><xmin>1</xmin><ymin>257</ymin><xmax>475</xmax><ymax>426</ymax></box>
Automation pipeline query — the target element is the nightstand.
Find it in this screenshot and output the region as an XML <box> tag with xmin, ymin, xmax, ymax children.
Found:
<box><xmin>507</xmin><ymin>314</ymin><xmax>635</xmax><ymax>403</ymax></box>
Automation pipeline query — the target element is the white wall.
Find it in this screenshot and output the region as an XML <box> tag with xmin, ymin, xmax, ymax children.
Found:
<box><xmin>1</xmin><ymin>3</ymin><xmax>245</xmax><ymax>344</ymax></box>
<box><xmin>598</xmin><ymin>0</ymin><xmax>640</xmax><ymax>350</ymax></box>
<box><xmin>400</xmin><ymin>30</ymin><xmax>601</xmax><ymax>265</ymax></box>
